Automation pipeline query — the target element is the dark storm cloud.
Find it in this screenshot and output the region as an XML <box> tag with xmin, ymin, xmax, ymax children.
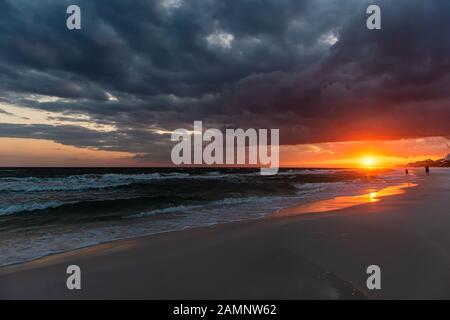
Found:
<box><xmin>0</xmin><ymin>108</ymin><xmax>14</xmax><ymax>116</ymax></box>
<box><xmin>0</xmin><ymin>107</ymin><xmax>29</xmax><ymax>120</ymax></box>
<box><xmin>0</xmin><ymin>0</ymin><xmax>449</xmax><ymax>160</ymax></box>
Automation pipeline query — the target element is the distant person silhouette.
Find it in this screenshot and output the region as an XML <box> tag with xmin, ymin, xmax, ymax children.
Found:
<box><xmin>425</xmin><ymin>166</ymin><xmax>430</xmax><ymax>175</ymax></box>
<box><xmin>405</xmin><ymin>168</ymin><xmax>409</xmax><ymax>175</ymax></box>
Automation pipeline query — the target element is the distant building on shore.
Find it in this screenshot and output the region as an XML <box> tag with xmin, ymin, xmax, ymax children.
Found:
<box><xmin>407</xmin><ymin>155</ymin><xmax>450</xmax><ymax>167</ymax></box>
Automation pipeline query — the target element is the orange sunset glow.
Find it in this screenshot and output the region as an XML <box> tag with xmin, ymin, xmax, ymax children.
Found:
<box><xmin>0</xmin><ymin>136</ymin><xmax>447</xmax><ymax>167</ymax></box>
<box><xmin>280</xmin><ymin>136</ymin><xmax>448</xmax><ymax>168</ymax></box>
<box><xmin>361</xmin><ymin>156</ymin><xmax>378</xmax><ymax>168</ymax></box>
<box><xmin>0</xmin><ymin>138</ymin><xmax>137</xmax><ymax>167</ymax></box>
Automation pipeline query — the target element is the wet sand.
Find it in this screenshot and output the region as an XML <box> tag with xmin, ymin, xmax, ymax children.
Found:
<box><xmin>1</xmin><ymin>168</ymin><xmax>449</xmax><ymax>299</ymax></box>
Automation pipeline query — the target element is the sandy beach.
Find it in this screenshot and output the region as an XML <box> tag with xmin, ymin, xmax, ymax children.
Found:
<box><xmin>0</xmin><ymin>168</ymin><xmax>449</xmax><ymax>300</ymax></box>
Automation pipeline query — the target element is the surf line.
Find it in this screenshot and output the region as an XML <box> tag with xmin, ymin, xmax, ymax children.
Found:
<box><xmin>170</xmin><ymin>121</ymin><xmax>279</xmax><ymax>175</ymax></box>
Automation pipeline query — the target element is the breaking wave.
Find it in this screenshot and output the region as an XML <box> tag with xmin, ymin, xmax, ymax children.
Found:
<box><xmin>0</xmin><ymin>172</ymin><xmax>222</xmax><ymax>193</ymax></box>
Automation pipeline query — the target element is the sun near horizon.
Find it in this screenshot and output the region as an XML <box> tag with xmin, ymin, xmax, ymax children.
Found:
<box><xmin>361</xmin><ymin>156</ymin><xmax>378</xmax><ymax>168</ymax></box>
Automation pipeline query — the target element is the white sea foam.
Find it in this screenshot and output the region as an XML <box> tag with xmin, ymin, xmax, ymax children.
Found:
<box><xmin>131</xmin><ymin>195</ymin><xmax>299</xmax><ymax>218</ymax></box>
<box><xmin>0</xmin><ymin>201</ymin><xmax>65</xmax><ymax>216</ymax></box>
<box><xmin>0</xmin><ymin>172</ymin><xmax>205</xmax><ymax>192</ymax></box>
<box><xmin>0</xmin><ymin>169</ymin><xmax>356</xmax><ymax>193</ymax></box>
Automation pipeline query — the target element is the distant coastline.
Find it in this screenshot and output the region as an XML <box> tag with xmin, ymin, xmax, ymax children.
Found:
<box><xmin>405</xmin><ymin>158</ymin><xmax>450</xmax><ymax>167</ymax></box>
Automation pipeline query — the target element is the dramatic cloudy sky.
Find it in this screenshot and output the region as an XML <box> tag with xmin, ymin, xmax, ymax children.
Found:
<box><xmin>0</xmin><ymin>0</ymin><xmax>449</xmax><ymax>166</ymax></box>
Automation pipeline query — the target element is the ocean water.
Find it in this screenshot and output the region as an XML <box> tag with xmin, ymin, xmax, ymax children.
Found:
<box><xmin>0</xmin><ymin>167</ymin><xmax>417</xmax><ymax>266</ymax></box>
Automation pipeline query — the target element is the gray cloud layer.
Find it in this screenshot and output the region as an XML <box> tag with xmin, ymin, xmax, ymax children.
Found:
<box><xmin>0</xmin><ymin>0</ymin><xmax>449</xmax><ymax>162</ymax></box>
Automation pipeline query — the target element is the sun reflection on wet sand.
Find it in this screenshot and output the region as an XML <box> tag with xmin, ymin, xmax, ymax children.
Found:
<box><xmin>274</xmin><ymin>182</ymin><xmax>418</xmax><ymax>217</ymax></box>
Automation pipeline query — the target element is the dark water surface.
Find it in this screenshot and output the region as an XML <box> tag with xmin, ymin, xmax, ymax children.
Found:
<box><xmin>0</xmin><ymin>167</ymin><xmax>414</xmax><ymax>265</ymax></box>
